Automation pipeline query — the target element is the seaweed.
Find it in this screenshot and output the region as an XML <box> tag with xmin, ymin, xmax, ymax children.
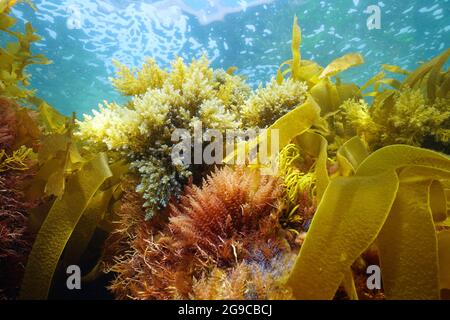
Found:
<box><xmin>0</xmin><ymin>4</ymin><xmax>44</xmax><ymax>299</ymax></box>
<box><xmin>223</xmin><ymin>16</ymin><xmax>450</xmax><ymax>300</ymax></box>
<box><xmin>0</xmin><ymin>97</ymin><xmax>40</xmax><ymax>152</ymax></box>
<box><xmin>0</xmin><ymin>159</ymin><xmax>37</xmax><ymax>299</ymax></box>
<box><xmin>1</xmin><ymin>7</ymin><xmax>449</xmax><ymax>300</ymax></box>
<box><xmin>0</xmin><ymin>2</ymin><xmax>50</xmax><ymax>104</ymax></box>
<box><xmin>241</xmin><ymin>78</ymin><xmax>308</xmax><ymax>128</ymax></box>
<box><xmin>277</xmin><ymin>15</ymin><xmax>363</xmax><ymax>114</ymax></box>
<box><xmin>20</xmin><ymin>152</ymin><xmax>113</xmax><ymax>299</ymax></box>
<box><xmin>277</xmin><ymin>131</ymin><xmax>329</xmax><ymax>233</ymax></box>
<box><xmin>286</xmin><ymin>146</ymin><xmax>450</xmax><ymax>299</ymax></box>
<box><xmin>19</xmin><ymin>118</ymin><xmax>129</xmax><ymax>299</ymax></box>
<box><xmin>105</xmin><ymin>166</ymin><xmax>294</xmax><ymax>299</ymax></box>
<box><xmin>0</xmin><ymin>94</ymin><xmax>39</xmax><ymax>301</ymax></box>
<box><xmin>326</xmin><ymin>49</ymin><xmax>450</xmax><ymax>153</ymax></box>
<box><xmin>110</xmin><ymin>58</ymin><xmax>168</xmax><ymax>96</ymax></box>
<box><xmin>0</xmin><ymin>3</ymin><xmax>128</xmax><ymax>300</ymax></box>
<box><xmin>0</xmin><ymin>145</ymin><xmax>33</xmax><ymax>172</ymax></box>
<box><xmin>191</xmin><ymin>259</ymin><xmax>295</xmax><ymax>300</ymax></box>
<box><xmin>76</xmin><ymin>56</ymin><xmax>250</xmax><ymax>219</ymax></box>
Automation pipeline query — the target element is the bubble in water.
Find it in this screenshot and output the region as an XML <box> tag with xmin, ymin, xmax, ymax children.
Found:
<box><xmin>67</xmin><ymin>4</ymin><xmax>80</xmax><ymax>16</ymax></box>
<box><xmin>66</xmin><ymin>17</ymin><xmax>82</xmax><ymax>29</ymax></box>
<box><xmin>66</xmin><ymin>4</ymin><xmax>82</xmax><ymax>29</ymax></box>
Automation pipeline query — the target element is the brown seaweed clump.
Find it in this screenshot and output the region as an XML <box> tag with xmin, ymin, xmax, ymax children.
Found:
<box><xmin>0</xmin><ymin>98</ymin><xmax>17</xmax><ymax>150</ymax></box>
<box><xmin>0</xmin><ymin>98</ymin><xmax>39</xmax><ymax>299</ymax></box>
<box><xmin>191</xmin><ymin>258</ymin><xmax>295</xmax><ymax>300</ymax></box>
<box><xmin>0</xmin><ymin>166</ymin><xmax>37</xmax><ymax>299</ymax></box>
<box><xmin>105</xmin><ymin>167</ymin><xmax>296</xmax><ymax>299</ymax></box>
<box><xmin>0</xmin><ymin>98</ymin><xmax>40</xmax><ymax>153</ymax></box>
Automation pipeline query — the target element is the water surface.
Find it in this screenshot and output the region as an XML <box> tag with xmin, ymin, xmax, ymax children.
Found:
<box><xmin>8</xmin><ymin>0</ymin><xmax>449</xmax><ymax>115</ymax></box>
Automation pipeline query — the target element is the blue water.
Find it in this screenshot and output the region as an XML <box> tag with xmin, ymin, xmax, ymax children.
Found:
<box><xmin>7</xmin><ymin>0</ymin><xmax>450</xmax><ymax>116</ymax></box>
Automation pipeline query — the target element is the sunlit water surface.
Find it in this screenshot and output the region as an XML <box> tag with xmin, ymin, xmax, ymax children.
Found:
<box><xmin>7</xmin><ymin>0</ymin><xmax>450</xmax><ymax>115</ymax></box>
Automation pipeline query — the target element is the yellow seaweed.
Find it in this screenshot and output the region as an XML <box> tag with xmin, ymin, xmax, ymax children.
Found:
<box><xmin>339</xmin><ymin>68</ymin><xmax>449</xmax><ymax>151</ymax></box>
<box><xmin>223</xmin><ymin>95</ymin><xmax>321</xmax><ymax>167</ymax></box>
<box><xmin>0</xmin><ymin>145</ymin><xmax>33</xmax><ymax>172</ymax></box>
<box><xmin>319</xmin><ymin>53</ymin><xmax>364</xmax><ymax>79</ymax></box>
<box><xmin>0</xmin><ymin>0</ymin><xmax>35</xmax><ymax>13</ymax></box>
<box><xmin>276</xmin><ymin>15</ymin><xmax>363</xmax><ymax>116</ymax></box>
<box><xmin>342</xmin><ymin>269</ymin><xmax>359</xmax><ymax>300</ymax></box>
<box><xmin>290</xmin><ymin>15</ymin><xmax>302</xmax><ymax>81</ymax></box>
<box><xmin>110</xmin><ymin>58</ymin><xmax>167</xmax><ymax>96</ymax></box>
<box><xmin>64</xmin><ymin>160</ymin><xmax>128</xmax><ymax>279</ymax></box>
<box><xmin>438</xmin><ymin>231</ymin><xmax>450</xmax><ymax>291</ymax></box>
<box><xmin>34</xmin><ymin>132</ymin><xmax>81</xmax><ymax>198</ymax></box>
<box><xmin>20</xmin><ymin>153</ymin><xmax>113</xmax><ymax>299</ymax></box>
<box><xmin>0</xmin><ymin>10</ymin><xmax>51</xmax><ymax>103</ymax></box>
<box><xmin>336</xmin><ymin>136</ymin><xmax>369</xmax><ymax>176</ymax></box>
<box><xmin>293</xmin><ymin>131</ymin><xmax>329</xmax><ymax>201</ymax></box>
<box><xmin>0</xmin><ymin>0</ymin><xmax>18</xmax><ymax>13</ymax></box>
<box><xmin>382</xmin><ymin>64</ymin><xmax>410</xmax><ymax>76</ymax></box>
<box><xmin>377</xmin><ymin>172</ymin><xmax>442</xmax><ymax>299</ymax></box>
<box><xmin>286</xmin><ymin>145</ymin><xmax>450</xmax><ymax>299</ymax></box>
<box><xmin>30</xmin><ymin>96</ymin><xmax>69</xmax><ymax>133</ymax></box>
<box><xmin>62</xmin><ymin>187</ymin><xmax>114</xmax><ymax>266</ymax></box>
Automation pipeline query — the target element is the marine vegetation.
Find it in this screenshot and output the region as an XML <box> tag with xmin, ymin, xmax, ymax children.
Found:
<box><xmin>0</xmin><ymin>99</ymin><xmax>39</xmax><ymax>300</ymax></box>
<box><xmin>19</xmin><ymin>117</ymin><xmax>128</xmax><ymax>299</ymax></box>
<box><xmin>0</xmin><ymin>3</ymin><xmax>125</xmax><ymax>300</ymax></box>
<box><xmin>0</xmin><ymin>1</ymin><xmax>49</xmax><ymax>103</ymax></box>
<box><xmin>104</xmin><ymin>166</ymin><xmax>296</xmax><ymax>299</ymax></box>
<box><xmin>224</xmin><ymin>16</ymin><xmax>450</xmax><ymax>300</ymax></box>
<box><xmin>0</xmin><ymin>3</ymin><xmax>44</xmax><ymax>297</ymax></box>
<box><xmin>241</xmin><ymin>78</ymin><xmax>308</xmax><ymax>128</ymax></box>
<box><xmin>76</xmin><ymin>57</ymin><xmax>251</xmax><ymax>219</ymax></box>
<box><xmin>0</xmin><ymin>156</ymin><xmax>35</xmax><ymax>300</ymax></box>
<box><xmin>0</xmin><ymin>4</ymin><xmax>449</xmax><ymax>301</ymax></box>
<box><xmin>327</xmin><ymin>55</ymin><xmax>450</xmax><ymax>153</ymax></box>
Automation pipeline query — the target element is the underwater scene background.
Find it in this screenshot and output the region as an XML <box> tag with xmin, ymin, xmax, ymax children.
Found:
<box><xmin>7</xmin><ymin>0</ymin><xmax>450</xmax><ymax>115</ymax></box>
<box><xmin>1</xmin><ymin>0</ymin><xmax>450</xmax><ymax>302</ymax></box>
